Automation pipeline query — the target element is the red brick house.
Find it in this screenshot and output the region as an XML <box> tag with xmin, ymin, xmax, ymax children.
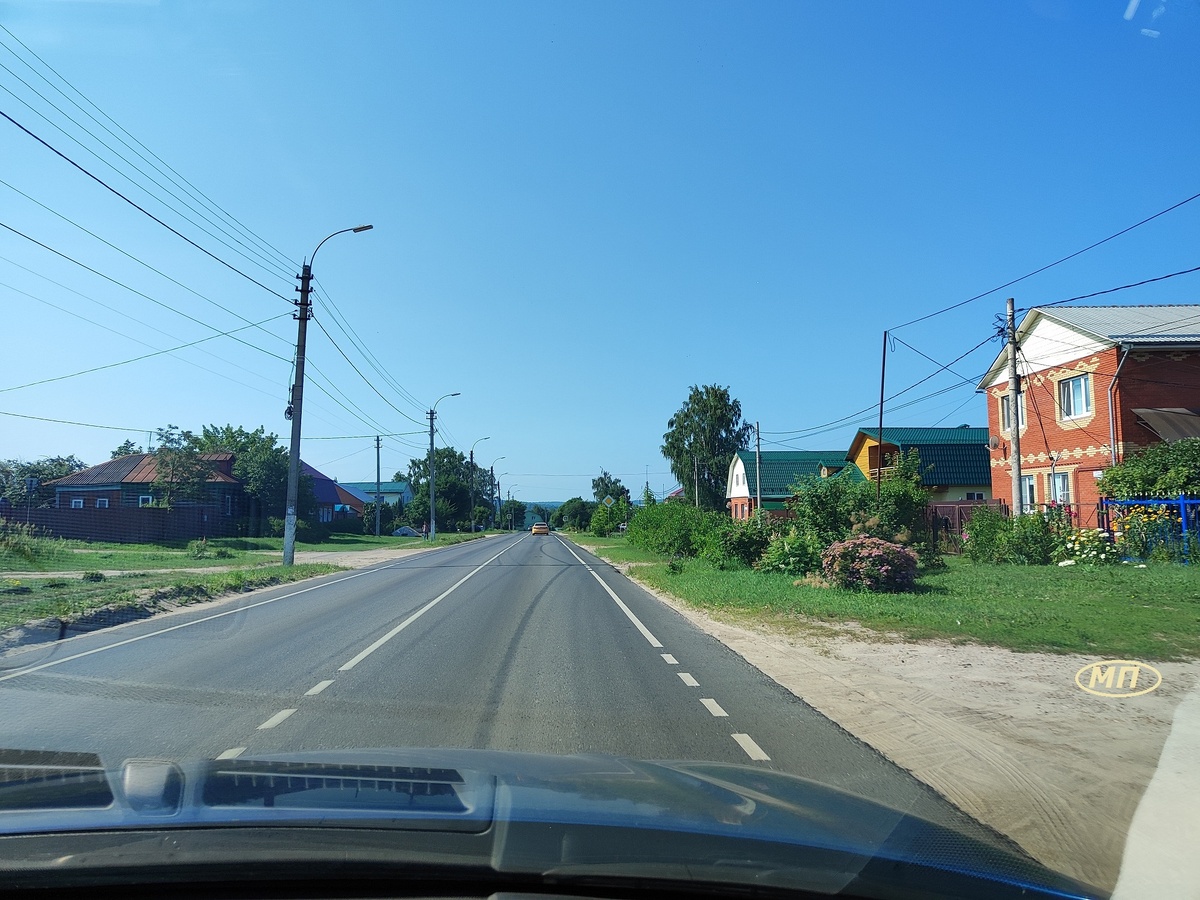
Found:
<box><xmin>976</xmin><ymin>305</ymin><xmax>1200</xmax><ymax>523</ymax></box>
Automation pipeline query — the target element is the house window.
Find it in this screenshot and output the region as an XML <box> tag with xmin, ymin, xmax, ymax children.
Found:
<box><xmin>1000</xmin><ymin>393</ymin><xmax>1026</xmax><ymax>432</ymax></box>
<box><xmin>1020</xmin><ymin>475</ymin><xmax>1036</xmax><ymax>513</ymax></box>
<box><xmin>965</xmin><ymin>492</ymin><xmax>984</xmax><ymax>501</ymax></box>
<box><xmin>225</xmin><ymin>494</ymin><xmax>233</xmax><ymax>516</ymax></box>
<box><xmin>70</xmin><ymin>498</ymin><xmax>84</xmax><ymax>509</ymax></box>
<box><xmin>95</xmin><ymin>498</ymin><xmax>109</xmax><ymax>509</ymax></box>
<box><xmin>138</xmin><ymin>495</ymin><xmax>153</xmax><ymax>507</ymax></box>
<box><xmin>1058</xmin><ymin>373</ymin><xmax>1092</xmax><ymax>419</ymax></box>
<box><xmin>1050</xmin><ymin>472</ymin><xmax>1071</xmax><ymax>504</ymax></box>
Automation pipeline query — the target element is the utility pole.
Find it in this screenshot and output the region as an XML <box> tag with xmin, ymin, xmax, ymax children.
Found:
<box><xmin>1007</xmin><ymin>298</ymin><xmax>1023</xmax><ymax>515</ymax></box>
<box><xmin>693</xmin><ymin>455</ymin><xmax>699</xmax><ymax>509</ymax></box>
<box><xmin>374</xmin><ymin>435</ymin><xmax>382</xmax><ymax>537</ymax></box>
<box><xmin>282</xmin><ymin>224</ymin><xmax>372</xmax><ymax>566</ymax></box>
<box><xmin>876</xmin><ymin>330</ymin><xmax>887</xmax><ymax>502</ymax></box>
<box><xmin>427</xmin><ymin>407</ymin><xmax>437</xmax><ymax>542</ymax></box>
<box><xmin>755</xmin><ymin>421</ymin><xmax>762</xmax><ymax>518</ymax></box>
<box><xmin>282</xmin><ymin>261</ymin><xmax>313</xmax><ymax>567</ymax></box>
<box><xmin>469</xmin><ymin>448</ymin><xmax>476</xmax><ymax>534</ymax></box>
<box><xmin>491</xmin><ymin>466</ymin><xmax>497</xmax><ymax>528</ymax></box>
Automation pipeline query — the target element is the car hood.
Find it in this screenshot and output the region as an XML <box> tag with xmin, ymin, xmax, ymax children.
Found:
<box><xmin>0</xmin><ymin>747</ymin><xmax>1102</xmax><ymax>899</ymax></box>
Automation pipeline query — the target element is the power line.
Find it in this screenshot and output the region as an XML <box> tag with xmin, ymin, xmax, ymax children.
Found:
<box><xmin>889</xmin><ymin>189</ymin><xmax>1200</xmax><ymax>331</ymax></box>
<box><xmin>0</xmin><ymin>408</ymin><xmax>149</xmax><ymax>433</ymax></box>
<box><xmin>0</xmin><ymin>178</ymin><xmax>296</xmax><ymax>353</ymax></box>
<box><xmin>311</xmin><ymin>315</ymin><xmax>428</xmax><ymax>428</ymax></box>
<box><xmin>0</xmin><ymin>107</ymin><xmax>292</xmax><ymax>302</ymax></box>
<box><xmin>1021</xmin><ymin>264</ymin><xmax>1200</xmax><ymax>312</ymax></box>
<box><xmin>0</xmin><ymin>220</ymin><xmax>291</xmax><ymax>363</ymax></box>
<box><xmin>0</xmin><ymin>22</ymin><xmax>298</xmax><ymax>277</ymax></box>
<box><xmin>0</xmin><ymin>315</ymin><xmax>285</xmax><ymax>394</ymax></box>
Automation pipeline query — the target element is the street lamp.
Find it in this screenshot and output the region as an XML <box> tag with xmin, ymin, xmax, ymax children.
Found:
<box><xmin>507</xmin><ymin>484</ymin><xmax>520</xmax><ymax>531</ymax></box>
<box><xmin>489</xmin><ymin>456</ymin><xmax>506</xmax><ymax>529</ymax></box>
<box><xmin>468</xmin><ymin>437</ymin><xmax>490</xmax><ymax>534</ymax></box>
<box><xmin>283</xmin><ymin>224</ymin><xmax>373</xmax><ymax>566</ymax></box>
<box><xmin>427</xmin><ymin>392</ymin><xmax>460</xmax><ymax>542</ymax></box>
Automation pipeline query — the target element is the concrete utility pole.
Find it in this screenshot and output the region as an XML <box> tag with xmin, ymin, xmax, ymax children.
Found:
<box><xmin>374</xmin><ymin>435</ymin><xmax>382</xmax><ymax>537</ymax></box>
<box><xmin>426</xmin><ymin>392</ymin><xmax>459</xmax><ymax>543</ymax></box>
<box><xmin>693</xmin><ymin>455</ymin><xmax>700</xmax><ymax>509</ymax></box>
<box><xmin>468</xmin><ymin>437</ymin><xmax>490</xmax><ymax>534</ymax></box>
<box><xmin>282</xmin><ymin>224</ymin><xmax>372</xmax><ymax>566</ymax></box>
<box><xmin>877</xmin><ymin>330</ymin><xmax>887</xmax><ymax>502</ymax></box>
<box><xmin>1007</xmin><ymin>297</ymin><xmax>1023</xmax><ymax>515</ymax></box>
<box><xmin>755</xmin><ymin>421</ymin><xmax>762</xmax><ymax>517</ymax></box>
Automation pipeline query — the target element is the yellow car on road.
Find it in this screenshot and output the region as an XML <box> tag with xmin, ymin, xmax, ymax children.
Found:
<box><xmin>531</xmin><ymin>522</ymin><xmax>550</xmax><ymax>535</ymax></box>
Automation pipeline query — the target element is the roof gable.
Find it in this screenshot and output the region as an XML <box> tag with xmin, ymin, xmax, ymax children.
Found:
<box><xmin>733</xmin><ymin>450</ymin><xmax>849</xmax><ymax>499</ymax></box>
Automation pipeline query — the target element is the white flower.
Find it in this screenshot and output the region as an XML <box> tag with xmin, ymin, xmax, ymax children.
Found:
<box><xmin>1058</xmin><ymin>559</ymin><xmax>1076</xmax><ymax>567</ymax></box>
<box><xmin>1136</xmin><ymin>564</ymin><xmax>1147</xmax><ymax>568</ymax></box>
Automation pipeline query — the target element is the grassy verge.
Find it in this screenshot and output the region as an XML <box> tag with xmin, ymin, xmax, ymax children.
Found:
<box><xmin>211</xmin><ymin>531</ymin><xmax>492</xmax><ymax>553</ymax></box>
<box><xmin>0</xmin><ymin>564</ymin><xmax>343</xmax><ymax>631</ymax></box>
<box><xmin>573</xmin><ymin>537</ymin><xmax>1200</xmax><ymax>661</ymax></box>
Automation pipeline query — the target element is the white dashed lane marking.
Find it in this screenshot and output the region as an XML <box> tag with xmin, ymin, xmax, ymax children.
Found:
<box><xmin>678</xmin><ymin>672</ymin><xmax>699</xmax><ymax>687</ymax></box>
<box><xmin>216</xmin><ymin>747</ymin><xmax>245</xmax><ymax>759</ymax></box>
<box><xmin>305</xmin><ymin>679</ymin><xmax>334</xmax><ymax>696</ymax></box>
<box><xmin>661</xmin><ymin>653</ymin><xmax>678</xmax><ymax>664</ymax></box>
<box><xmin>732</xmin><ymin>733</ymin><xmax>771</xmax><ymax>761</ymax></box>
<box><xmin>257</xmin><ymin>709</ymin><xmax>297</xmax><ymax>730</ymax></box>
<box><xmin>701</xmin><ymin>698</ymin><xmax>728</xmax><ymax>717</ymax></box>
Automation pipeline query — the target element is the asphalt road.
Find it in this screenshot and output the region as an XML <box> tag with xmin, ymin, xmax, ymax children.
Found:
<box><xmin>0</xmin><ymin>533</ymin><xmax>1000</xmax><ymax>839</ymax></box>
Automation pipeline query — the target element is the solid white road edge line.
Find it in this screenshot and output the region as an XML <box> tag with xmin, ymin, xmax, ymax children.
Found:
<box><xmin>0</xmin><ymin>562</ymin><xmax>404</xmax><ymax>684</ymax></box>
<box><xmin>257</xmin><ymin>709</ymin><xmax>297</xmax><ymax>730</ymax></box>
<box><xmin>557</xmin><ymin>539</ymin><xmax>663</xmax><ymax>648</ymax></box>
<box><xmin>732</xmin><ymin>733</ymin><xmax>771</xmax><ymax>761</ymax></box>
<box><xmin>305</xmin><ymin>679</ymin><xmax>335</xmax><ymax>696</ymax></box>
<box><xmin>338</xmin><ymin>539</ymin><xmax>522</xmax><ymax>672</ymax></box>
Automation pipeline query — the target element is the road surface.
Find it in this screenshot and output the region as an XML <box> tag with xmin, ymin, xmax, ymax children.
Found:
<box><xmin>0</xmin><ymin>533</ymin><xmax>998</xmax><ymax>839</ymax></box>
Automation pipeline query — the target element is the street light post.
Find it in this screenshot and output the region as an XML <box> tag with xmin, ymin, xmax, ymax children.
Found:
<box><xmin>489</xmin><ymin>457</ymin><xmax>505</xmax><ymax>529</ymax></box>
<box><xmin>283</xmin><ymin>224</ymin><xmax>372</xmax><ymax>566</ymax></box>
<box><xmin>427</xmin><ymin>392</ymin><xmax>460</xmax><ymax>542</ymax></box>
<box><xmin>468</xmin><ymin>437</ymin><xmax>490</xmax><ymax>534</ymax></box>
<box><xmin>507</xmin><ymin>484</ymin><xmax>520</xmax><ymax>531</ymax></box>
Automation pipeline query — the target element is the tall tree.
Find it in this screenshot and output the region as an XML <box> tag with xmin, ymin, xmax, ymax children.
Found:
<box><xmin>197</xmin><ymin>424</ymin><xmax>291</xmax><ymax>519</ymax></box>
<box><xmin>403</xmin><ymin>447</ymin><xmax>471</xmax><ymax>531</ymax></box>
<box><xmin>0</xmin><ymin>455</ymin><xmax>89</xmax><ymax>508</ymax></box>
<box><xmin>151</xmin><ymin>425</ymin><xmax>215</xmax><ymax>509</ymax></box>
<box><xmin>110</xmin><ymin>439</ymin><xmax>143</xmax><ymax>459</ymax></box>
<box><xmin>661</xmin><ymin>384</ymin><xmax>753</xmax><ymax>512</ymax></box>
<box><xmin>500</xmin><ymin>498</ymin><xmax>527</xmax><ymax>530</ymax></box>
<box><xmin>557</xmin><ymin>496</ymin><xmax>595</xmax><ymax>531</ymax></box>
<box><xmin>591</xmin><ymin>469</ymin><xmax>630</xmax><ymax>504</ymax></box>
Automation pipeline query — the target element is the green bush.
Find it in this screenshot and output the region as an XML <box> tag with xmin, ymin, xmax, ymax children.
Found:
<box><xmin>0</xmin><ymin>522</ymin><xmax>64</xmax><ymax>565</ymax></box>
<box><xmin>699</xmin><ymin>517</ymin><xmax>771</xmax><ymax>569</ymax></box>
<box><xmin>1009</xmin><ymin>513</ymin><xmax>1057</xmax><ymax>565</ymax></box>
<box><xmin>626</xmin><ymin>503</ymin><xmax>722</xmax><ymax>557</ymax></box>
<box><xmin>186</xmin><ymin>538</ymin><xmax>211</xmax><ymax>559</ymax></box>
<box><xmin>756</xmin><ymin>525</ymin><xmax>823</xmax><ymax>575</ymax></box>
<box><xmin>294</xmin><ymin>519</ymin><xmax>330</xmax><ymax>544</ymax></box>
<box><xmin>963</xmin><ymin>506</ymin><xmax>1061</xmax><ymax>565</ymax></box>
<box><xmin>821</xmin><ymin>535</ymin><xmax>918</xmax><ymax>592</ymax></box>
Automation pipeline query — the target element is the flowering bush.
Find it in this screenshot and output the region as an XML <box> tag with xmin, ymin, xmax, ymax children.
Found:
<box><xmin>821</xmin><ymin>535</ymin><xmax>918</xmax><ymax>593</ymax></box>
<box><xmin>1062</xmin><ymin>527</ymin><xmax>1116</xmax><ymax>565</ymax></box>
<box><xmin>1110</xmin><ymin>504</ymin><xmax>1184</xmax><ymax>562</ymax></box>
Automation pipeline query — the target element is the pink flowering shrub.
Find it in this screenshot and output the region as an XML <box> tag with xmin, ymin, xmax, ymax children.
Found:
<box><xmin>821</xmin><ymin>535</ymin><xmax>919</xmax><ymax>593</ymax></box>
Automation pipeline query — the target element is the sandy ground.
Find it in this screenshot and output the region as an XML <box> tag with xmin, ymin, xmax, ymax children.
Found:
<box><xmin>615</xmin><ymin>565</ymin><xmax>1198</xmax><ymax>893</ymax></box>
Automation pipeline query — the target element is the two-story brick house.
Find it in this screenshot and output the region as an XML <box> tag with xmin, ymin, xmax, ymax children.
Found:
<box><xmin>976</xmin><ymin>304</ymin><xmax>1200</xmax><ymax>523</ymax></box>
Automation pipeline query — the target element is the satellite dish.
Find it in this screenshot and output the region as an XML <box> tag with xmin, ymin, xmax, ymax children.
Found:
<box><xmin>988</xmin><ymin>436</ymin><xmax>1000</xmax><ymax>450</ymax></box>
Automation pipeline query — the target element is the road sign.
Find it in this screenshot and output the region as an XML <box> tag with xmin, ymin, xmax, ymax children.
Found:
<box><xmin>602</xmin><ymin>495</ymin><xmax>615</xmax><ymax>508</ymax></box>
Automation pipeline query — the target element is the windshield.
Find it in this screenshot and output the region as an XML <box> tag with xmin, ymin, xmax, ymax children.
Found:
<box><xmin>1</xmin><ymin>3</ymin><xmax>1197</xmax><ymax>899</ymax></box>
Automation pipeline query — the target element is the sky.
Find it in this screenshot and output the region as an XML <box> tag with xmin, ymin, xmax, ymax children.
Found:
<box><xmin>1</xmin><ymin>0</ymin><xmax>1197</xmax><ymax>502</ymax></box>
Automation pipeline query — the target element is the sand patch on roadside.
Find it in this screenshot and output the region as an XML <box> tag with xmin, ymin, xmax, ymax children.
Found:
<box><xmin>635</xmin><ymin>579</ymin><xmax>1197</xmax><ymax>892</ymax></box>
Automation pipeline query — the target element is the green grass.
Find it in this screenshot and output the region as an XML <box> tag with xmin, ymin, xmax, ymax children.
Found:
<box><xmin>576</xmin><ymin>537</ymin><xmax>1200</xmax><ymax>661</ymax></box>
<box><xmin>0</xmin><ymin>564</ymin><xmax>343</xmax><ymax>631</ymax></box>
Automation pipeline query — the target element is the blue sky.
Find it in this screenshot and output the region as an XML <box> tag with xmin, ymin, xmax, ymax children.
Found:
<box><xmin>1</xmin><ymin>0</ymin><xmax>1197</xmax><ymax>502</ymax></box>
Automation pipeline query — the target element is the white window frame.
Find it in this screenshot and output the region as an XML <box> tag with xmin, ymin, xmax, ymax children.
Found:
<box><xmin>70</xmin><ymin>498</ymin><xmax>84</xmax><ymax>509</ymax></box>
<box><xmin>1058</xmin><ymin>373</ymin><xmax>1092</xmax><ymax>420</ymax></box>
<box><xmin>1050</xmin><ymin>472</ymin><xmax>1071</xmax><ymax>505</ymax></box>
<box><xmin>95</xmin><ymin>498</ymin><xmax>109</xmax><ymax>509</ymax></box>
<box><xmin>1019</xmin><ymin>475</ymin><xmax>1036</xmax><ymax>514</ymax></box>
<box><xmin>138</xmin><ymin>495</ymin><xmax>153</xmax><ymax>507</ymax></box>
<box><xmin>965</xmin><ymin>492</ymin><xmax>984</xmax><ymax>501</ymax></box>
<box><xmin>1000</xmin><ymin>392</ymin><xmax>1026</xmax><ymax>432</ymax></box>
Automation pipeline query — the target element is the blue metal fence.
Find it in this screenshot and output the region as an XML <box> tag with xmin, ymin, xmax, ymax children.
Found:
<box><xmin>1098</xmin><ymin>496</ymin><xmax>1200</xmax><ymax>564</ymax></box>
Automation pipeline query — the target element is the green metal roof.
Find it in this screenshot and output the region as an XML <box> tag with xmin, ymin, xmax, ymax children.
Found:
<box><xmin>734</xmin><ymin>451</ymin><xmax>854</xmax><ymax>499</ymax></box>
<box><xmin>903</xmin><ymin>443</ymin><xmax>991</xmax><ymax>487</ymax></box>
<box><xmin>856</xmin><ymin>426</ymin><xmax>989</xmax><ymax>446</ymax></box>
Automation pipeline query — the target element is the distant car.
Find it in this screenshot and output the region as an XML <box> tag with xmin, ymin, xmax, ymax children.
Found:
<box><xmin>391</xmin><ymin>526</ymin><xmax>420</xmax><ymax>537</ymax></box>
<box><xmin>531</xmin><ymin>522</ymin><xmax>550</xmax><ymax>535</ymax></box>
